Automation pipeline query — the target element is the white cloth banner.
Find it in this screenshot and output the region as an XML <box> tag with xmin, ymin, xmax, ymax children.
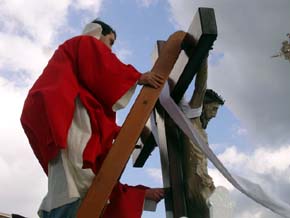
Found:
<box><xmin>154</xmin><ymin>82</ymin><xmax>290</xmax><ymax>218</ymax></box>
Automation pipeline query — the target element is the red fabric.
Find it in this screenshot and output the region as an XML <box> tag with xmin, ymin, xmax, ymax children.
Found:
<box><xmin>103</xmin><ymin>183</ymin><xmax>148</xmax><ymax>218</ymax></box>
<box><xmin>20</xmin><ymin>35</ymin><xmax>141</xmax><ymax>174</ymax></box>
<box><xmin>21</xmin><ymin>36</ymin><xmax>147</xmax><ymax>217</ymax></box>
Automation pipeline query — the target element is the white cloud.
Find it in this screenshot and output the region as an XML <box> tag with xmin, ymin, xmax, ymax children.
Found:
<box><xmin>0</xmin><ymin>78</ymin><xmax>47</xmax><ymax>217</ymax></box>
<box><xmin>73</xmin><ymin>0</ymin><xmax>103</xmax><ymax>11</ymax></box>
<box><xmin>0</xmin><ymin>0</ymin><xmax>70</xmax><ymax>45</ymax></box>
<box><xmin>136</xmin><ymin>0</ymin><xmax>158</xmax><ymax>8</ymax></box>
<box><xmin>213</xmin><ymin>144</ymin><xmax>290</xmax><ymax>217</ymax></box>
<box><xmin>208</xmin><ymin>144</ymin><xmax>290</xmax><ymax>195</ymax></box>
<box><xmin>239</xmin><ymin>211</ymin><xmax>263</xmax><ymax>218</ymax></box>
<box><xmin>0</xmin><ymin>33</ymin><xmax>52</xmax><ymax>84</ymax></box>
<box><xmin>0</xmin><ymin>0</ymin><xmax>103</xmax><ymax>85</ymax></box>
<box><xmin>0</xmin><ymin>0</ymin><xmax>104</xmax><ymax>216</ymax></box>
<box><xmin>145</xmin><ymin>168</ymin><xmax>163</xmax><ymax>184</ymax></box>
<box><xmin>218</xmin><ymin>146</ymin><xmax>248</xmax><ymax>167</ymax></box>
<box><xmin>248</xmin><ymin>146</ymin><xmax>290</xmax><ymax>175</ymax></box>
<box><xmin>209</xmin><ymin>168</ymin><xmax>234</xmax><ymax>191</ymax></box>
<box><xmin>218</xmin><ymin>145</ymin><xmax>290</xmax><ymax>176</ymax></box>
<box><xmin>0</xmin><ymin>0</ymin><xmax>68</xmax><ymax>86</ymax></box>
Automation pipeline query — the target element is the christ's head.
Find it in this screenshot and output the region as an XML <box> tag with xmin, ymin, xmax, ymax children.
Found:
<box><xmin>201</xmin><ymin>89</ymin><xmax>224</xmax><ymax>129</ymax></box>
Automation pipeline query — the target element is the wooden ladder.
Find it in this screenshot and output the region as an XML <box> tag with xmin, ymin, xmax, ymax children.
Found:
<box><xmin>77</xmin><ymin>30</ymin><xmax>187</xmax><ymax>218</ymax></box>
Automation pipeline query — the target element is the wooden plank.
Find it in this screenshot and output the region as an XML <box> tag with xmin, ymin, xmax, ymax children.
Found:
<box><xmin>133</xmin><ymin>7</ymin><xmax>217</xmax><ymax>168</ymax></box>
<box><xmin>76</xmin><ymin>31</ymin><xmax>187</xmax><ymax>218</ymax></box>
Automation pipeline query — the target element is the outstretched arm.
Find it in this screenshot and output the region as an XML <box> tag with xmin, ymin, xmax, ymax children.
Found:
<box><xmin>188</xmin><ymin>57</ymin><xmax>208</xmax><ymax>109</ymax></box>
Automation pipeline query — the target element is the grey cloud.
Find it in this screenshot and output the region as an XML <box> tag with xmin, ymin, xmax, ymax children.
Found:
<box><xmin>231</xmin><ymin>190</ymin><xmax>282</xmax><ymax>218</ymax></box>
<box><xmin>230</xmin><ymin>169</ymin><xmax>290</xmax><ymax>218</ymax></box>
<box><xmin>167</xmin><ymin>0</ymin><xmax>290</xmax><ymax>147</ymax></box>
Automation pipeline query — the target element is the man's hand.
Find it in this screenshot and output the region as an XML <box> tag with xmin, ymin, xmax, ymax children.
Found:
<box><xmin>145</xmin><ymin>188</ymin><xmax>165</xmax><ymax>202</ymax></box>
<box><xmin>138</xmin><ymin>71</ymin><xmax>165</xmax><ymax>88</ymax></box>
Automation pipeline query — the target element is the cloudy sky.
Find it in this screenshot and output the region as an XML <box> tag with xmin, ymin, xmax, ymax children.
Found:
<box><xmin>0</xmin><ymin>0</ymin><xmax>290</xmax><ymax>217</ymax></box>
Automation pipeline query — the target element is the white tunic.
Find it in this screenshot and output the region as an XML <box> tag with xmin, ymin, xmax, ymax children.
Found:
<box><xmin>39</xmin><ymin>97</ymin><xmax>94</xmax><ymax>212</ymax></box>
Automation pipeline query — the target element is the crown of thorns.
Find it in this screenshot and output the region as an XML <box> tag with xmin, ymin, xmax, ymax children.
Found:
<box><xmin>204</xmin><ymin>89</ymin><xmax>225</xmax><ymax>105</ymax></box>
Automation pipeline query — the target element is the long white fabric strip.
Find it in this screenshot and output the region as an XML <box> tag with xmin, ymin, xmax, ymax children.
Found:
<box><xmin>155</xmin><ymin>82</ymin><xmax>290</xmax><ymax>218</ymax></box>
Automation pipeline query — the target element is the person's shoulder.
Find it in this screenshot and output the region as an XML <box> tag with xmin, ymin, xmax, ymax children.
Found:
<box><xmin>77</xmin><ymin>35</ymin><xmax>101</xmax><ymax>42</ymax></box>
<box><xmin>56</xmin><ymin>36</ymin><xmax>82</xmax><ymax>49</ymax></box>
<box><xmin>63</xmin><ymin>35</ymin><xmax>90</xmax><ymax>43</ymax></box>
<box><xmin>62</xmin><ymin>35</ymin><xmax>100</xmax><ymax>45</ymax></box>
<box><xmin>61</xmin><ymin>35</ymin><xmax>113</xmax><ymax>55</ymax></box>
<box><xmin>59</xmin><ymin>35</ymin><xmax>104</xmax><ymax>52</ymax></box>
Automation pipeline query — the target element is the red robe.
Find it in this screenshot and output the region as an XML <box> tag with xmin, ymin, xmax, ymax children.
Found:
<box><xmin>21</xmin><ymin>36</ymin><xmax>147</xmax><ymax>217</ymax></box>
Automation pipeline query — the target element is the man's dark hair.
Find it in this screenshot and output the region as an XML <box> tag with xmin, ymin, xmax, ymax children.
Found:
<box><xmin>203</xmin><ymin>89</ymin><xmax>225</xmax><ymax>105</ymax></box>
<box><xmin>92</xmin><ymin>19</ymin><xmax>117</xmax><ymax>39</ymax></box>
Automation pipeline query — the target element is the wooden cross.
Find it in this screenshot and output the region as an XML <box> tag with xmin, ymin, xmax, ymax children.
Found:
<box><xmin>132</xmin><ymin>8</ymin><xmax>217</xmax><ymax>218</ymax></box>
<box><xmin>77</xmin><ymin>7</ymin><xmax>217</xmax><ymax>218</ymax></box>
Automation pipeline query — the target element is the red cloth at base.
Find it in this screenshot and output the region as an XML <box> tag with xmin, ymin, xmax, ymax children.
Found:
<box><xmin>103</xmin><ymin>183</ymin><xmax>148</xmax><ymax>218</ymax></box>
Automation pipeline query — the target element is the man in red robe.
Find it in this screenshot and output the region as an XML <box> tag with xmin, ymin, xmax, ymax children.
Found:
<box><xmin>21</xmin><ymin>19</ymin><xmax>164</xmax><ymax>218</ymax></box>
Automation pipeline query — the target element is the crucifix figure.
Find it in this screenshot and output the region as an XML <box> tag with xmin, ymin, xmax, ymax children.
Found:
<box><xmin>163</xmin><ymin>55</ymin><xmax>225</xmax><ymax>218</ymax></box>
<box><xmin>180</xmin><ymin>83</ymin><xmax>224</xmax><ymax>218</ymax></box>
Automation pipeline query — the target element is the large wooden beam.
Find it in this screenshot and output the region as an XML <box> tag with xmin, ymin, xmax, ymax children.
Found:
<box><xmin>77</xmin><ymin>31</ymin><xmax>187</xmax><ymax>218</ymax></box>
<box><xmin>133</xmin><ymin>7</ymin><xmax>217</xmax><ymax>168</ymax></box>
